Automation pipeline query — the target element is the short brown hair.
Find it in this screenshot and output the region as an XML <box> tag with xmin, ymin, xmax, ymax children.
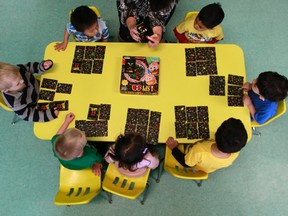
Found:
<box><xmin>0</xmin><ymin>62</ymin><xmax>21</xmax><ymax>90</ymax></box>
<box><xmin>54</xmin><ymin>128</ymin><xmax>87</xmax><ymax>160</ymax></box>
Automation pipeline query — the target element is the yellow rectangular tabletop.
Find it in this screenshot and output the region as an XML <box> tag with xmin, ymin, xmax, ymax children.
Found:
<box><xmin>34</xmin><ymin>42</ymin><xmax>251</xmax><ymax>143</ymax></box>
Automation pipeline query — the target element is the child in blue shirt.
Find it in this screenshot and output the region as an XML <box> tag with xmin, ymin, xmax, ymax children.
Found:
<box><xmin>55</xmin><ymin>5</ymin><xmax>109</xmax><ymax>51</ymax></box>
<box><xmin>243</xmin><ymin>71</ymin><xmax>288</xmax><ymax>124</ymax></box>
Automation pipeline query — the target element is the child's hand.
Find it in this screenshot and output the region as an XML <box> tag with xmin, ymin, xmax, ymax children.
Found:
<box><xmin>54</xmin><ymin>42</ymin><xmax>68</xmax><ymax>51</ymax></box>
<box><xmin>147</xmin><ymin>34</ymin><xmax>160</xmax><ymax>48</ymax></box>
<box><xmin>242</xmin><ymin>82</ymin><xmax>252</xmax><ymax>91</ymax></box>
<box><xmin>166</xmin><ymin>137</ymin><xmax>178</xmax><ymax>150</ymax></box>
<box><xmin>65</xmin><ymin>112</ymin><xmax>75</xmax><ymax>122</ymax></box>
<box><xmin>243</xmin><ymin>94</ymin><xmax>252</xmax><ymax>105</ymax></box>
<box><xmin>54</xmin><ymin>108</ymin><xmax>59</xmax><ymax>116</ymax></box>
<box><xmin>92</xmin><ymin>162</ymin><xmax>103</xmax><ymax>176</ymax></box>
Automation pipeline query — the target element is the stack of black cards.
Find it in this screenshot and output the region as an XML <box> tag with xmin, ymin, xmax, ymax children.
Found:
<box><xmin>185</xmin><ymin>47</ymin><xmax>217</xmax><ymax>76</ymax></box>
<box><xmin>227</xmin><ymin>74</ymin><xmax>244</xmax><ymax>106</ymax></box>
<box><xmin>209</xmin><ymin>75</ymin><xmax>225</xmax><ymax>96</ymax></box>
<box><xmin>71</xmin><ymin>45</ymin><xmax>106</xmax><ymax>74</ymax></box>
<box><xmin>124</xmin><ymin>108</ymin><xmax>161</xmax><ymax>145</ymax></box>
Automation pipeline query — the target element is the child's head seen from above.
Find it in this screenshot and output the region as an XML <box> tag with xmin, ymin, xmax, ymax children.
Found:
<box><xmin>194</xmin><ymin>2</ymin><xmax>225</xmax><ymax>31</ymax></box>
<box><xmin>0</xmin><ymin>62</ymin><xmax>25</xmax><ymax>93</ymax></box>
<box><xmin>215</xmin><ymin>118</ymin><xmax>248</xmax><ymax>153</ymax></box>
<box><xmin>54</xmin><ymin>128</ymin><xmax>87</xmax><ymax>160</ymax></box>
<box><xmin>71</xmin><ymin>5</ymin><xmax>99</xmax><ymax>37</ymax></box>
<box><xmin>113</xmin><ymin>133</ymin><xmax>148</xmax><ymax>171</ymax></box>
<box><xmin>252</xmin><ymin>71</ymin><xmax>288</xmax><ymax>102</ymax></box>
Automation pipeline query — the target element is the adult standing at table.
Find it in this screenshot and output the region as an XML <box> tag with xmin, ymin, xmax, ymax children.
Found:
<box><xmin>117</xmin><ymin>0</ymin><xmax>179</xmax><ymax>48</ymax></box>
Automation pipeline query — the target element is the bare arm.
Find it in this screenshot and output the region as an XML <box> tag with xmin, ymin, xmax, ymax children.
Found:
<box><xmin>147</xmin><ymin>26</ymin><xmax>162</xmax><ymax>48</ymax></box>
<box><xmin>56</xmin><ymin>112</ymin><xmax>75</xmax><ymax>134</ymax></box>
<box><xmin>54</xmin><ymin>29</ymin><xmax>70</xmax><ymax>51</ymax></box>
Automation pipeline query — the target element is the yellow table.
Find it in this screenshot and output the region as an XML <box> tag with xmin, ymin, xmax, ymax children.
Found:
<box><xmin>34</xmin><ymin>42</ymin><xmax>251</xmax><ymax>143</ymax></box>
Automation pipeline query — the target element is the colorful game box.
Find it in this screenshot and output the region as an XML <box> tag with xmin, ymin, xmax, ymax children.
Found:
<box><xmin>120</xmin><ymin>56</ymin><xmax>160</xmax><ymax>95</ymax></box>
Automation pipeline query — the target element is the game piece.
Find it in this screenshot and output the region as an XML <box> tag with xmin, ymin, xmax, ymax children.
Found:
<box><xmin>87</xmin><ymin>104</ymin><xmax>99</xmax><ymax>120</ymax></box>
<box><xmin>75</xmin><ymin>120</ymin><xmax>87</xmax><ymax>132</ymax></box>
<box><xmin>175</xmin><ymin>105</ymin><xmax>186</xmax><ymax>122</ymax></box>
<box><xmin>175</xmin><ymin>122</ymin><xmax>187</xmax><ymax>138</ymax></box>
<box><xmin>197</xmin><ymin>106</ymin><xmax>209</xmax><ymax>122</ymax></box>
<box><xmin>120</xmin><ymin>56</ymin><xmax>160</xmax><ymax>95</ymax></box>
<box><xmin>71</xmin><ymin>61</ymin><xmax>82</xmax><ymax>73</ymax></box>
<box><xmin>92</xmin><ymin>60</ymin><xmax>104</xmax><ymax>74</ymax></box>
<box><xmin>36</xmin><ymin>103</ymin><xmax>50</xmax><ymax>111</ymax></box>
<box><xmin>85</xmin><ymin>121</ymin><xmax>97</xmax><ymax>137</ymax></box>
<box><xmin>137</xmin><ymin>109</ymin><xmax>149</xmax><ymax>125</ymax></box>
<box><xmin>228</xmin><ymin>74</ymin><xmax>244</xmax><ymax>86</ymax></box>
<box><xmin>147</xmin><ymin>125</ymin><xmax>160</xmax><ymax>145</ymax></box>
<box><xmin>73</xmin><ymin>46</ymin><xmax>85</xmax><ymax>61</ymax></box>
<box><xmin>186</xmin><ymin>62</ymin><xmax>197</xmax><ymax>76</ymax></box>
<box><xmin>84</xmin><ymin>46</ymin><xmax>96</xmax><ymax>59</ymax></box>
<box><xmin>41</xmin><ymin>78</ymin><xmax>58</xmax><ymax>90</ymax></box>
<box><xmin>228</xmin><ymin>85</ymin><xmax>243</xmax><ymax>96</ymax></box>
<box><xmin>136</xmin><ymin>23</ymin><xmax>149</xmax><ymax>42</ymax></box>
<box><xmin>185</xmin><ymin>48</ymin><xmax>196</xmax><ymax>62</ymax></box>
<box><xmin>56</xmin><ymin>83</ymin><xmax>73</xmax><ymax>94</ymax></box>
<box><xmin>228</xmin><ymin>96</ymin><xmax>244</xmax><ymax>106</ymax></box>
<box><xmin>99</xmin><ymin>104</ymin><xmax>111</xmax><ymax>120</ymax></box>
<box><xmin>198</xmin><ymin>121</ymin><xmax>210</xmax><ymax>138</ymax></box>
<box><xmin>124</xmin><ymin>123</ymin><xmax>137</xmax><ymax>135</ymax></box>
<box><xmin>195</xmin><ymin>47</ymin><xmax>216</xmax><ymax>61</ymax></box>
<box><xmin>209</xmin><ymin>75</ymin><xmax>225</xmax><ymax>96</ymax></box>
<box><xmin>50</xmin><ymin>100</ymin><xmax>69</xmax><ymax>111</ymax></box>
<box><xmin>95</xmin><ymin>46</ymin><xmax>106</xmax><ymax>59</ymax></box>
<box><xmin>186</xmin><ymin>107</ymin><xmax>197</xmax><ymax>122</ymax></box>
<box><xmin>136</xmin><ymin>124</ymin><xmax>148</xmax><ymax>139</ymax></box>
<box><xmin>196</xmin><ymin>61</ymin><xmax>217</xmax><ymax>75</ymax></box>
<box><xmin>95</xmin><ymin>120</ymin><xmax>108</xmax><ymax>136</ymax></box>
<box><xmin>126</xmin><ymin>108</ymin><xmax>139</xmax><ymax>124</ymax></box>
<box><xmin>187</xmin><ymin>122</ymin><xmax>198</xmax><ymax>139</ymax></box>
<box><xmin>39</xmin><ymin>90</ymin><xmax>55</xmax><ymax>101</ymax></box>
<box><xmin>80</xmin><ymin>60</ymin><xmax>93</xmax><ymax>74</ymax></box>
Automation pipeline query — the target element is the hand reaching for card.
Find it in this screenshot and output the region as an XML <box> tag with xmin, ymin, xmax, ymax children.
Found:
<box><xmin>166</xmin><ymin>137</ymin><xmax>179</xmax><ymax>150</ymax></box>
<box><xmin>65</xmin><ymin>112</ymin><xmax>75</xmax><ymax>123</ymax></box>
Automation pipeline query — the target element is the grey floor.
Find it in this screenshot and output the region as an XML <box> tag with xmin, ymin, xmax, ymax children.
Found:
<box><xmin>1</xmin><ymin>0</ymin><xmax>288</xmax><ymax>216</ymax></box>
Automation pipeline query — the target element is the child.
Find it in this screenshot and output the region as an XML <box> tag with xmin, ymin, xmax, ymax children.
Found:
<box><xmin>105</xmin><ymin>133</ymin><xmax>159</xmax><ymax>177</ymax></box>
<box><xmin>55</xmin><ymin>5</ymin><xmax>109</xmax><ymax>51</ymax></box>
<box><xmin>243</xmin><ymin>71</ymin><xmax>288</xmax><ymax>124</ymax></box>
<box><xmin>166</xmin><ymin>118</ymin><xmax>247</xmax><ymax>173</ymax></box>
<box><xmin>51</xmin><ymin>113</ymin><xmax>103</xmax><ymax>176</ymax></box>
<box><xmin>0</xmin><ymin>60</ymin><xmax>58</xmax><ymax>122</ymax></box>
<box><xmin>173</xmin><ymin>3</ymin><xmax>224</xmax><ymax>43</ymax></box>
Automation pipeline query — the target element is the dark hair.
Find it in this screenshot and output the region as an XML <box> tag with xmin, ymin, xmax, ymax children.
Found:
<box><xmin>110</xmin><ymin>133</ymin><xmax>148</xmax><ymax>172</ymax></box>
<box><xmin>198</xmin><ymin>3</ymin><xmax>225</xmax><ymax>29</ymax></box>
<box><xmin>70</xmin><ymin>6</ymin><xmax>98</xmax><ymax>32</ymax></box>
<box><xmin>149</xmin><ymin>0</ymin><xmax>179</xmax><ymax>12</ymax></box>
<box><xmin>256</xmin><ymin>71</ymin><xmax>288</xmax><ymax>102</ymax></box>
<box><xmin>215</xmin><ymin>118</ymin><xmax>247</xmax><ymax>153</ymax></box>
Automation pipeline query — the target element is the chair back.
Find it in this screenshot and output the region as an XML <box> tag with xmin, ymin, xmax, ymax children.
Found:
<box><xmin>54</xmin><ymin>165</ymin><xmax>101</xmax><ymax>205</ymax></box>
<box><xmin>102</xmin><ymin>163</ymin><xmax>150</xmax><ymax>200</ymax></box>
<box><xmin>184</xmin><ymin>11</ymin><xmax>198</xmax><ymax>20</ymax></box>
<box><xmin>164</xmin><ymin>145</ymin><xmax>208</xmax><ymax>180</ymax></box>
<box><xmin>0</xmin><ymin>94</ymin><xmax>12</xmax><ymax>111</ymax></box>
<box><xmin>251</xmin><ymin>99</ymin><xmax>286</xmax><ymax>127</ymax></box>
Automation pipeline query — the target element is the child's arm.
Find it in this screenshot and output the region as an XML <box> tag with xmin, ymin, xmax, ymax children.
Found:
<box><xmin>56</xmin><ymin>113</ymin><xmax>75</xmax><ymax>134</ymax></box>
<box><xmin>166</xmin><ymin>137</ymin><xmax>190</xmax><ymax>167</ymax></box>
<box><xmin>54</xmin><ymin>28</ymin><xmax>70</xmax><ymax>51</ymax></box>
<box><xmin>92</xmin><ymin>162</ymin><xmax>103</xmax><ymax>176</ymax></box>
<box><xmin>18</xmin><ymin>60</ymin><xmax>53</xmax><ymax>75</ymax></box>
<box><xmin>243</xmin><ymin>94</ymin><xmax>257</xmax><ymax>121</ymax></box>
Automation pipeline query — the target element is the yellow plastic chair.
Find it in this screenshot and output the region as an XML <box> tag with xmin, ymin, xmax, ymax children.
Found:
<box><xmin>69</xmin><ymin>6</ymin><xmax>102</xmax><ymax>42</ymax></box>
<box><xmin>54</xmin><ymin>165</ymin><xmax>101</xmax><ymax>206</ymax></box>
<box><xmin>251</xmin><ymin>99</ymin><xmax>286</xmax><ymax>136</ymax></box>
<box><xmin>0</xmin><ymin>94</ymin><xmax>21</xmax><ymax>125</ymax></box>
<box><xmin>164</xmin><ymin>145</ymin><xmax>208</xmax><ymax>187</ymax></box>
<box><xmin>102</xmin><ymin>163</ymin><xmax>151</xmax><ymax>205</ymax></box>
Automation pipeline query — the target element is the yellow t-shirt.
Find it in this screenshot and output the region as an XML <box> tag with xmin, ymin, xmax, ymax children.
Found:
<box><xmin>184</xmin><ymin>140</ymin><xmax>239</xmax><ymax>173</ymax></box>
<box><xmin>176</xmin><ymin>13</ymin><xmax>224</xmax><ymax>42</ymax></box>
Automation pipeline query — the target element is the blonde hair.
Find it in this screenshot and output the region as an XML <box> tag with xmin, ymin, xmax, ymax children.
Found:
<box><xmin>0</xmin><ymin>62</ymin><xmax>21</xmax><ymax>90</ymax></box>
<box><xmin>54</xmin><ymin>128</ymin><xmax>87</xmax><ymax>160</ymax></box>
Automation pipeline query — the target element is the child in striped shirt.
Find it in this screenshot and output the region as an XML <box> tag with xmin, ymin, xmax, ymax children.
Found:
<box><xmin>0</xmin><ymin>60</ymin><xmax>58</xmax><ymax>122</ymax></box>
<box><xmin>55</xmin><ymin>5</ymin><xmax>109</xmax><ymax>51</ymax></box>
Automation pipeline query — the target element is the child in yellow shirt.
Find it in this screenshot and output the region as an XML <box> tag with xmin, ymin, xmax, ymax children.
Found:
<box><xmin>174</xmin><ymin>3</ymin><xmax>224</xmax><ymax>43</ymax></box>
